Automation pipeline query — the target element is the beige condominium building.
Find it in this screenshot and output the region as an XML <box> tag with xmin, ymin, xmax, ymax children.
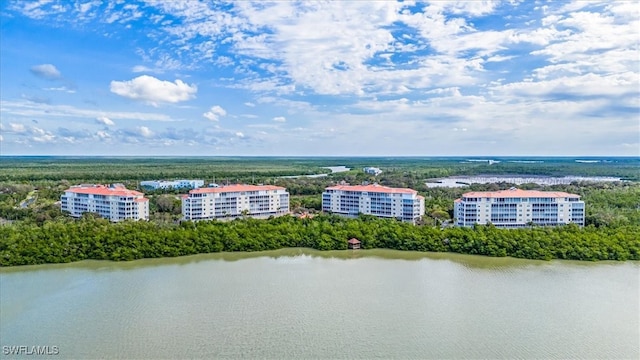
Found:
<box><xmin>61</xmin><ymin>184</ymin><xmax>149</xmax><ymax>221</ymax></box>
<box><xmin>322</xmin><ymin>184</ymin><xmax>425</xmax><ymax>224</ymax></box>
<box><xmin>182</xmin><ymin>184</ymin><xmax>290</xmax><ymax>221</ymax></box>
<box><xmin>454</xmin><ymin>188</ymin><xmax>585</xmax><ymax>228</ymax></box>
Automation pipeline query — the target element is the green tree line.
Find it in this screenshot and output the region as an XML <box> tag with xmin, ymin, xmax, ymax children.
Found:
<box><xmin>1</xmin><ymin>214</ymin><xmax>638</xmax><ymax>266</ymax></box>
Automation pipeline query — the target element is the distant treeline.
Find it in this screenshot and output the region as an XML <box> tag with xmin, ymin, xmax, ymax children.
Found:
<box><xmin>1</xmin><ymin>214</ymin><xmax>638</xmax><ymax>266</ymax></box>
<box><xmin>1</xmin><ymin>157</ymin><xmax>639</xmax><ymax>182</ymax></box>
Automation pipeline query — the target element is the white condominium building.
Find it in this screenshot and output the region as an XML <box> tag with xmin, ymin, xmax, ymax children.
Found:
<box><xmin>454</xmin><ymin>188</ymin><xmax>585</xmax><ymax>228</ymax></box>
<box><xmin>182</xmin><ymin>185</ymin><xmax>289</xmax><ymax>221</ymax></box>
<box><xmin>363</xmin><ymin>167</ymin><xmax>383</xmax><ymax>176</ymax></box>
<box><xmin>322</xmin><ymin>184</ymin><xmax>425</xmax><ymax>224</ymax></box>
<box><xmin>140</xmin><ymin>179</ymin><xmax>204</xmax><ymax>190</ymax></box>
<box><xmin>61</xmin><ymin>184</ymin><xmax>149</xmax><ymax>221</ymax></box>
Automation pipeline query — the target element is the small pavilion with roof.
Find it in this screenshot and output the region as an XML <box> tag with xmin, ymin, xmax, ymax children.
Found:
<box><xmin>347</xmin><ymin>238</ymin><xmax>361</xmax><ymax>250</ymax></box>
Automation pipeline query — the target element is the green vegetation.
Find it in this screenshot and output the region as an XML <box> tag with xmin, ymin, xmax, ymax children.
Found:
<box><xmin>0</xmin><ymin>156</ymin><xmax>638</xmax><ymax>266</ymax></box>
<box><xmin>1</xmin><ymin>215</ymin><xmax>638</xmax><ymax>266</ymax></box>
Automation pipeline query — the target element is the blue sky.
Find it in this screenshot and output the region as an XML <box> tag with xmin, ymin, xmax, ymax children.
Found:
<box><xmin>0</xmin><ymin>0</ymin><xmax>638</xmax><ymax>156</ymax></box>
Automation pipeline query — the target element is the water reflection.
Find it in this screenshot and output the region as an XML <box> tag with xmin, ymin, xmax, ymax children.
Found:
<box><xmin>2</xmin><ymin>248</ymin><xmax>635</xmax><ymax>274</ymax></box>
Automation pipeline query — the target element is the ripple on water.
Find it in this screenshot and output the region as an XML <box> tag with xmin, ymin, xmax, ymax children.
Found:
<box><xmin>1</xmin><ymin>251</ymin><xmax>638</xmax><ymax>359</ymax></box>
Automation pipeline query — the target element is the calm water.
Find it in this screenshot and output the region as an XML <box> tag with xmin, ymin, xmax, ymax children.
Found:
<box><xmin>1</xmin><ymin>249</ymin><xmax>638</xmax><ymax>359</ymax></box>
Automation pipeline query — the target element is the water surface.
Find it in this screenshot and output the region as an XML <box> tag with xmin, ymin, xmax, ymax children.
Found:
<box><xmin>1</xmin><ymin>249</ymin><xmax>638</xmax><ymax>359</ymax></box>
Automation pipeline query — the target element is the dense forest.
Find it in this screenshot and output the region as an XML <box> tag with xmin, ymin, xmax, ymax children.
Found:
<box><xmin>1</xmin><ymin>214</ymin><xmax>638</xmax><ymax>266</ymax></box>
<box><xmin>0</xmin><ymin>157</ymin><xmax>638</xmax><ymax>266</ymax></box>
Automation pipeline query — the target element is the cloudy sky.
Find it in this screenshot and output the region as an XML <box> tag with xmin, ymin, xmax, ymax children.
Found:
<box><xmin>1</xmin><ymin>1</ymin><xmax>638</xmax><ymax>156</ymax></box>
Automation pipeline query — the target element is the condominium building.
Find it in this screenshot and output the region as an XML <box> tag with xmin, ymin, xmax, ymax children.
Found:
<box><xmin>363</xmin><ymin>167</ymin><xmax>383</xmax><ymax>176</ymax></box>
<box><xmin>140</xmin><ymin>179</ymin><xmax>204</xmax><ymax>190</ymax></box>
<box><xmin>181</xmin><ymin>184</ymin><xmax>289</xmax><ymax>221</ymax></box>
<box><xmin>454</xmin><ymin>188</ymin><xmax>585</xmax><ymax>228</ymax></box>
<box><xmin>61</xmin><ymin>184</ymin><xmax>149</xmax><ymax>221</ymax></box>
<box><xmin>322</xmin><ymin>184</ymin><xmax>425</xmax><ymax>224</ymax></box>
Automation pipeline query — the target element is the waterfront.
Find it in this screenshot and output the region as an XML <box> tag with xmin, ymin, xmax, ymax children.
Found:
<box><xmin>425</xmin><ymin>175</ymin><xmax>624</xmax><ymax>188</ymax></box>
<box><xmin>1</xmin><ymin>249</ymin><xmax>638</xmax><ymax>359</ymax></box>
<box><xmin>281</xmin><ymin>165</ymin><xmax>351</xmax><ymax>179</ymax></box>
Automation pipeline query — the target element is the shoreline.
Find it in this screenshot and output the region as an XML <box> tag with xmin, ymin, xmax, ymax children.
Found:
<box><xmin>3</xmin><ymin>247</ymin><xmax>639</xmax><ymax>272</ymax></box>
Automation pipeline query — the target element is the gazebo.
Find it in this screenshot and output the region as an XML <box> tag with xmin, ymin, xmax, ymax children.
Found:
<box><xmin>347</xmin><ymin>238</ymin><xmax>361</xmax><ymax>250</ymax></box>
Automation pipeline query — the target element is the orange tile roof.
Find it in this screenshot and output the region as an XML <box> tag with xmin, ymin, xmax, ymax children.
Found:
<box><xmin>462</xmin><ymin>188</ymin><xmax>580</xmax><ymax>199</ymax></box>
<box><xmin>189</xmin><ymin>184</ymin><xmax>286</xmax><ymax>194</ymax></box>
<box><xmin>325</xmin><ymin>184</ymin><xmax>417</xmax><ymax>195</ymax></box>
<box><xmin>64</xmin><ymin>184</ymin><xmax>145</xmax><ymax>197</ymax></box>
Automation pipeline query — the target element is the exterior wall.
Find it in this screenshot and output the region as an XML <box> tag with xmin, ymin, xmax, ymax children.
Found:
<box><xmin>322</xmin><ymin>185</ymin><xmax>424</xmax><ymax>224</ymax></box>
<box><xmin>140</xmin><ymin>180</ymin><xmax>204</xmax><ymax>190</ymax></box>
<box><xmin>182</xmin><ymin>186</ymin><xmax>289</xmax><ymax>221</ymax></box>
<box><xmin>454</xmin><ymin>190</ymin><xmax>585</xmax><ymax>228</ymax></box>
<box><xmin>60</xmin><ymin>185</ymin><xmax>149</xmax><ymax>221</ymax></box>
<box><xmin>363</xmin><ymin>167</ymin><xmax>383</xmax><ymax>175</ymax></box>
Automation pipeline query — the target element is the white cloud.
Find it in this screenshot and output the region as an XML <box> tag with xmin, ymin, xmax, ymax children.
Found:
<box><xmin>110</xmin><ymin>75</ymin><xmax>197</xmax><ymax>105</ymax></box>
<box><xmin>1</xmin><ymin>100</ymin><xmax>175</xmax><ymax>122</ymax></box>
<box><xmin>44</xmin><ymin>86</ymin><xmax>75</xmax><ymax>93</ymax></box>
<box><xmin>95</xmin><ymin>116</ymin><xmax>115</xmax><ymax>126</ymax></box>
<box><xmin>32</xmin><ymin>134</ymin><xmax>56</xmax><ymax>143</ymax></box>
<box><xmin>8</xmin><ymin>123</ymin><xmax>27</xmax><ymax>133</ymax></box>
<box><xmin>29</xmin><ymin>64</ymin><xmax>62</xmax><ymax>80</ymax></box>
<box><xmin>138</xmin><ymin>126</ymin><xmax>153</xmax><ymax>138</ymax></box>
<box><xmin>203</xmin><ymin>105</ymin><xmax>227</xmax><ymax>121</ymax></box>
<box><xmin>4</xmin><ymin>1</ymin><xmax>640</xmax><ymax>156</ymax></box>
<box><xmin>96</xmin><ymin>130</ymin><xmax>111</xmax><ymax>140</ymax></box>
<box><xmin>132</xmin><ymin>65</ymin><xmax>153</xmax><ymax>73</ymax></box>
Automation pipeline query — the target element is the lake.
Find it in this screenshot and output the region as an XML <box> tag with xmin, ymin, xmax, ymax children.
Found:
<box><xmin>1</xmin><ymin>249</ymin><xmax>638</xmax><ymax>359</ymax></box>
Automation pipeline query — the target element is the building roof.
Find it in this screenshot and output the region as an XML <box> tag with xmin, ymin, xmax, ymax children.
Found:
<box><xmin>64</xmin><ymin>184</ymin><xmax>145</xmax><ymax>197</ymax></box>
<box><xmin>325</xmin><ymin>184</ymin><xmax>417</xmax><ymax>195</ymax></box>
<box><xmin>188</xmin><ymin>184</ymin><xmax>286</xmax><ymax>194</ymax></box>
<box><xmin>461</xmin><ymin>188</ymin><xmax>580</xmax><ymax>199</ymax></box>
<box><xmin>348</xmin><ymin>238</ymin><xmax>361</xmax><ymax>244</ymax></box>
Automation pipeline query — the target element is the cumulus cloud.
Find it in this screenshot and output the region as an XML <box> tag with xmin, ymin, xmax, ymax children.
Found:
<box><xmin>110</xmin><ymin>75</ymin><xmax>197</xmax><ymax>105</ymax></box>
<box><xmin>32</xmin><ymin>134</ymin><xmax>56</xmax><ymax>143</ymax></box>
<box><xmin>96</xmin><ymin>116</ymin><xmax>115</xmax><ymax>126</ymax></box>
<box><xmin>96</xmin><ymin>130</ymin><xmax>111</xmax><ymax>140</ymax></box>
<box><xmin>4</xmin><ymin>1</ymin><xmax>639</xmax><ymax>156</ymax></box>
<box><xmin>203</xmin><ymin>105</ymin><xmax>227</xmax><ymax>121</ymax></box>
<box><xmin>138</xmin><ymin>126</ymin><xmax>153</xmax><ymax>138</ymax></box>
<box><xmin>29</xmin><ymin>64</ymin><xmax>62</xmax><ymax>80</ymax></box>
<box><xmin>8</xmin><ymin>123</ymin><xmax>27</xmax><ymax>133</ymax></box>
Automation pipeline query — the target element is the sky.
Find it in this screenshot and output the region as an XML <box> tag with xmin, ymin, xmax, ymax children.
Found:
<box><xmin>0</xmin><ymin>0</ymin><xmax>638</xmax><ymax>156</ymax></box>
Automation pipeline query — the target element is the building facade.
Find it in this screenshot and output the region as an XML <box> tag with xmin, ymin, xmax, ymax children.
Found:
<box><xmin>140</xmin><ymin>179</ymin><xmax>204</xmax><ymax>190</ymax></box>
<box><xmin>454</xmin><ymin>188</ymin><xmax>585</xmax><ymax>228</ymax></box>
<box><xmin>322</xmin><ymin>184</ymin><xmax>425</xmax><ymax>224</ymax></box>
<box><xmin>61</xmin><ymin>184</ymin><xmax>149</xmax><ymax>221</ymax></box>
<box><xmin>363</xmin><ymin>167</ymin><xmax>383</xmax><ymax>176</ymax></box>
<box><xmin>181</xmin><ymin>185</ymin><xmax>289</xmax><ymax>221</ymax></box>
